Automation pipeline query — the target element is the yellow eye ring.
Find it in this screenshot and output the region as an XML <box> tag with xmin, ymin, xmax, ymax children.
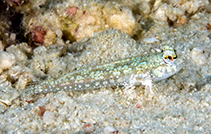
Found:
<box><xmin>164</xmin><ymin>55</ymin><xmax>177</xmax><ymax>61</ymax></box>
<box><xmin>162</xmin><ymin>46</ymin><xmax>178</xmax><ymax>63</ymax></box>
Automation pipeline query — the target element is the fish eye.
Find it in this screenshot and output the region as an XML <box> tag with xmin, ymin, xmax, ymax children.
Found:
<box><xmin>164</xmin><ymin>55</ymin><xmax>174</xmax><ymax>60</ymax></box>
<box><xmin>162</xmin><ymin>46</ymin><xmax>178</xmax><ymax>63</ymax></box>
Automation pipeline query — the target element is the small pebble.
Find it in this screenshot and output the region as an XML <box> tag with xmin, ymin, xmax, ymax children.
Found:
<box><xmin>104</xmin><ymin>125</ymin><xmax>117</xmax><ymax>134</ymax></box>
<box><xmin>4</xmin><ymin>124</ymin><xmax>18</xmax><ymax>131</ymax></box>
<box><xmin>43</xmin><ymin>111</ymin><xmax>55</xmax><ymax>125</ymax></box>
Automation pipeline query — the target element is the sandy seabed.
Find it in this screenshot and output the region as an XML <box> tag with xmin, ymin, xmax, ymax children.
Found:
<box><xmin>0</xmin><ymin>0</ymin><xmax>211</xmax><ymax>133</ymax></box>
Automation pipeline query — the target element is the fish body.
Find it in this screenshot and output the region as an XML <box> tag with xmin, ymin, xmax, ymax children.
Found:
<box><xmin>30</xmin><ymin>46</ymin><xmax>183</xmax><ymax>95</ymax></box>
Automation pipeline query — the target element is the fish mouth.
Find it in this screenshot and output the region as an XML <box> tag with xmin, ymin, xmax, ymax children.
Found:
<box><xmin>173</xmin><ymin>58</ymin><xmax>185</xmax><ymax>72</ymax></box>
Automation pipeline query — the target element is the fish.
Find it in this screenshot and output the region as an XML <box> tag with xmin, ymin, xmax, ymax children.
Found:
<box><xmin>27</xmin><ymin>45</ymin><xmax>184</xmax><ymax>95</ymax></box>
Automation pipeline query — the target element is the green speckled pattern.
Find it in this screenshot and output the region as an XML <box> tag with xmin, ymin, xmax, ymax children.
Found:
<box><xmin>31</xmin><ymin>46</ymin><xmax>184</xmax><ymax>94</ymax></box>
